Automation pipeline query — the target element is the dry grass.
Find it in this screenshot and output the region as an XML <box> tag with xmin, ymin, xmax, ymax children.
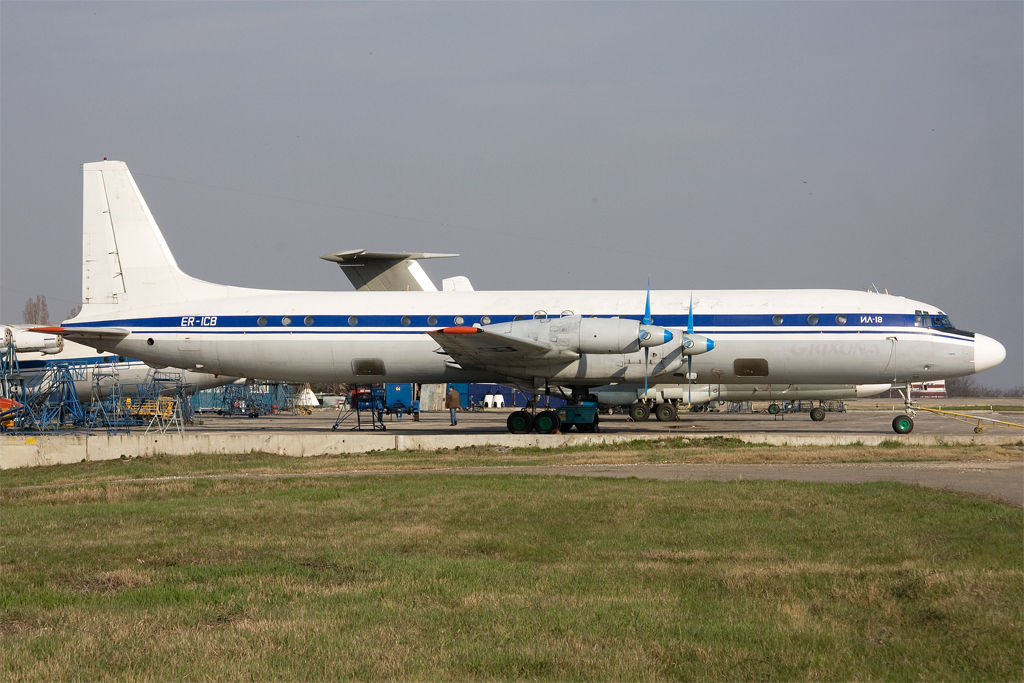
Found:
<box><xmin>1</xmin><ymin>447</ymin><xmax>1021</xmax><ymax>680</ymax></box>
<box><xmin>2</xmin><ymin>439</ymin><xmax>1020</xmax><ymax>495</ymax></box>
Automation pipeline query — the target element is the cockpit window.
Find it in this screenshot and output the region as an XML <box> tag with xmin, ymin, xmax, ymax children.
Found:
<box><xmin>930</xmin><ymin>315</ymin><xmax>952</xmax><ymax>328</ymax></box>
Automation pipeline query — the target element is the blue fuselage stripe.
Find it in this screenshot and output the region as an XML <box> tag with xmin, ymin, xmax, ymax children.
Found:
<box><xmin>70</xmin><ymin>312</ymin><xmax>974</xmax><ymax>344</ymax></box>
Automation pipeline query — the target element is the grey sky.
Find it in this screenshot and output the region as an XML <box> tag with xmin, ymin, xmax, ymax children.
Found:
<box><xmin>2</xmin><ymin>1</ymin><xmax>1021</xmax><ymax>389</ymax></box>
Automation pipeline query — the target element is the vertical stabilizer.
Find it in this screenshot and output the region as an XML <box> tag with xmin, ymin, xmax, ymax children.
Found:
<box><xmin>80</xmin><ymin>161</ymin><xmax>219</xmax><ymax>309</ymax></box>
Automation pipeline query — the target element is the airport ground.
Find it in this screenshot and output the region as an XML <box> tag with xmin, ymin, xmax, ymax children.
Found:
<box><xmin>3</xmin><ymin>399</ymin><xmax>1022</xmax><ymax>680</ymax></box>
<box><xmin>4</xmin><ymin>398</ymin><xmax>1023</xmax><ymax>503</ymax></box>
<box><xmin>2</xmin><ymin>441</ymin><xmax>1021</xmax><ymax>680</ymax></box>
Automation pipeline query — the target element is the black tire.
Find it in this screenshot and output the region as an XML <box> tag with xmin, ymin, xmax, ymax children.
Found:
<box><xmin>507</xmin><ymin>410</ymin><xmax>534</xmax><ymax>434</ymax></box>
<box><xmin>768</xmin><ymin>403</ymin><xmax>781</xmax><ymax>415</ymax></box>
<box><xmin>655</xmin><ymin>402</ymin><xmax>678</xmax><ymax>422</ymax></box>
<box><xmin>892</xmin><ymin>414</ymin><xmax>914</xmax><ymax>434</ymax></box>
<box><xmin>629</xmin><ymin>402</ymin><xmax>651</xmax><ymax>421</ymax></box>
<box><xmin>809</xmin><ymin>407</ymin><xmax>826</xmax><ymax>422</ymax></box>
<box><xmin>534</xmin><ymin>410</ymin><xmax>560</xmax><ymax>434</ymax></box>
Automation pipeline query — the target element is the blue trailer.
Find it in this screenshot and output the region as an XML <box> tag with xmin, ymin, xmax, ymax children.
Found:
<box><xmin>384</xmin><ymin>383</ymin><xmax>414</xmax><ymax>414</ymax></box>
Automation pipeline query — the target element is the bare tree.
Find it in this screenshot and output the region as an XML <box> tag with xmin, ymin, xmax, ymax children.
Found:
<box><xmin>67</xmin><ymin>304</ymin><xmax>82</xmax><ymax>319</ymax></box>
<box><xmin>22</xmin><ymin>295</ymin><xmax>49</xmax><ymax>325</ymax></box>
<box><xmin>944</xmin><ymin>376</ymin><xmax>980</xmax><ymax>397</ymax></box>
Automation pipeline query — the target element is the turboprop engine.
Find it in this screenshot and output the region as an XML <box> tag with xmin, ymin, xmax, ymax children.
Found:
<box><xmin>3</xmin><ymin>326</ymin><xmax>64</xmax><ymax>354</ymax></box>
<box><xmin>489</xmin><ymin>315</ymin><xmax>711</xmax><ymax>355</ymax></box>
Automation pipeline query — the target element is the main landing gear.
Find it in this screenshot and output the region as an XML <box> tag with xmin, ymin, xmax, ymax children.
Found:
<box><xmin>627</xmin><ymin>400</ymin><xmax>678</xmax><ymax>422</ymax></box>
<box><xmin>506</xmin><ymin>389</ymin><xmax>601</xmax><ymax>434</ymax></box>
<box><xmin>506</xmin><ymin>409</ymin><xmax>567</xmax><ymax>434</ymax></box>
<box><xmin>767</xmin><ymin>402</ymin><xmax>828</xmax><ymax>422</ymax></box>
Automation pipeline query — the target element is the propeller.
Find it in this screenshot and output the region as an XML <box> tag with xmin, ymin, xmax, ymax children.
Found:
<box><xmin>682</xmin><ymin>293</ymin><xmax>715</xmax><ymax>405</ymax></box>
<box><xmin>642</xmin><ymin>280</ymin><xmax>653</xmax><ymax>399</ymax></box>
<box><xmin>638</xmin><ymin>280</ymin><xmax>673</xmax><ymax>399</ymax></box>
<box><xmin>639</xmin><ymin>284</ymin><xmax>713</xmax><ymax>406</ymax></box>
<box><xmin>687</xmin><ymin>293</ymin><xmax>694</xmax><ymax>405</ymax></box>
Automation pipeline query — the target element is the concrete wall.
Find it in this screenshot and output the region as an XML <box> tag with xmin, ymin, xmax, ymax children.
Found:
<box><xmin>2</xmin><ymin>430</ymin><xmax>1019</xmax><ymax>470</ymax></box>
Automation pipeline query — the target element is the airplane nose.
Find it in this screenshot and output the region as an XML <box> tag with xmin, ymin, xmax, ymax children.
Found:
<box><xmin>974</xmin><ymin>334</ymin><xmax>1006</xmax><ymax>372</ymax></box>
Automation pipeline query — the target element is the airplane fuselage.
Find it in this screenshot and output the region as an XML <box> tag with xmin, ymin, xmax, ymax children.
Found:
<box><xmin>72</xmin><ymin>287</ymin><xmax>989</xmax><ymax>390</ymax></box>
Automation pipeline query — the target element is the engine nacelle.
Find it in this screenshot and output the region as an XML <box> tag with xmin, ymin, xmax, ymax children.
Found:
<box><xmin>4</xmin><ymin>326</ymin><xmax>64</xmax><ymax>354</ymax></box>
<box><xmin>577</xmin><ymin>317</ymin><xmax>674</xmax><ymax>353</ymax></box>
<box><xmin>494</xmin><ymin>316</ymin><xmax>674</xmax><ymax>354</ymax></box>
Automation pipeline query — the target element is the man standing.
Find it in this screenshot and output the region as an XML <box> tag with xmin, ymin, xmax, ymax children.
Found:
<box><xmin>445</xmin><ymin>385</ymin><xmax>460</xmax><ymax>426</ymax></box>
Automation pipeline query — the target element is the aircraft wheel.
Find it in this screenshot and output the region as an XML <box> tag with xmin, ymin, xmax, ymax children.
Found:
<box><xmin>767</xmin><ymin>403</ymin><xmax>781</xmax><ymax>415</ymax></box>
<box><xmin>507</xmin><ymin>410</ymin><xmax>533</xmax><ymax>434</ymax></box>
<box><xmin>534</xmin><ymin>410</ymin><xmax>560</xmax><ymax>434</ymax></box>
<box><xmin>809</xmin><ymin>407</ymin><xmax>826</xmax><ymax>422</ymax></box>
<box><xmin>892</xmin><ymin>414</ymin><xmax>914</xmax><ymax>434</ymax></box>
<box><xmin>629</xmin><ymin>402</ymin><xmax>651</xmax><ymax>421</ymax></box>
<box><xmin>974</xmin><ymin>426</ymin><xmax>984</xmax><ymax>434</ymax></box>
<box><xmin>655</xmin><ymin>403</ymin><xmax>678</xmax><ymax>422</ymax></box>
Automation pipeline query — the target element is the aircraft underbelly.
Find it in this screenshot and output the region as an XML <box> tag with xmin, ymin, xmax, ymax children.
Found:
<box><xmin>106</xmin><ymin>331</ymin><xmax>969</xmax><ymax>386</ymax></box>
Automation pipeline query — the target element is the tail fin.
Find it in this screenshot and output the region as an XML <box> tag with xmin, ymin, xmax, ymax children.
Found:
<box><xmin>80</xmin><ymin>160</ymin><xmax>222</xmax><ymax>312</ymax></box>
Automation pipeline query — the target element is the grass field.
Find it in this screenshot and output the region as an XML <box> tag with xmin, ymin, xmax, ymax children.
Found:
<box><xmin>2</xmin><ymin>447</ymin><xmax>1022</xmax><ymax>680</ymax></box>
<box><xmin>2</xmin><ymin>437</ymin><xmax>1021</xmax><ymax>489</ymax></box>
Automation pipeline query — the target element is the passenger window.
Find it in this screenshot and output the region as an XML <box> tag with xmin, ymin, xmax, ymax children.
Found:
<box><xmin>480</xmin><ymin>316</ymin><xmax>491</xmax><ymax>325</ymax></box>
<box><xmin>304</xmin><ymin>316</ymin><xmax>314</xmax><ymax>326</ymax></box>
<box><xmin>807</xmin><ymin>314</ymin><xmax>818</xmax><ymax>325</ymax></box>
<box><xmin>257</xmin><ymin>316</ymin><xmax>268</xmax><ymax>327</ymax></box>
<box><xmin>348</xmin><ymin>316</ymin><xmax>359</xmax><ymax>326</ymax></box>
<box><xmin>427</xmin><ymin>315</ymin><xmax>438</xmax><ymax>326</ymax></box>
<box><xmin>281</xmin><ymin>316</ymin><xmax>292</xmax><ymax>326</ymax></box>
<box><xmin>401</xmin><ymin>316</ymin><xmax>411</xmax><ymax>326</ymax></box>
<box><xmin>454</xmin><ymin>316</ymin><xmax>465</xmax><ymax>325</ymax></box>
<box><xmin>772</xmin><ymin>315</ymin><xmax>784</xmax><ymax>326</ymax></box>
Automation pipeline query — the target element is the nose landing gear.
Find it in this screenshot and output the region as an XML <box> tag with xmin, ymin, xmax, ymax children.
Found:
<box><xmin>892</xmin><ymin>413</ymin><xmax>914</xmax><ymax>434</ymax></box>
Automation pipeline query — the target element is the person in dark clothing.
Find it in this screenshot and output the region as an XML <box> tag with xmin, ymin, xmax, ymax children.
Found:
<box><xmin>444</xmin><ymin>386</ymin><xmax>460</xmax><ymax>426</ymax></box>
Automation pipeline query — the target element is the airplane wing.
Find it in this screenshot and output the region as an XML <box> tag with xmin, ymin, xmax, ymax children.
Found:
<box><xmin>427</xmin><ymin>326</ymin><xmax>578</xmax><ymax>369</ymax></box>
<box><xmin>29</xmin><ymin>326</ymin><xmax>132</xmax><ymax>343</ymax></box>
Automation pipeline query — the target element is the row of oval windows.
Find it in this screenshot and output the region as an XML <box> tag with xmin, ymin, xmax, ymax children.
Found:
<box><xmin>775</xmin><ymin>314</ymin><xmax>848</xmax><ymax>325</ymax></box>
<box><xmin>254</xmin><ymin>314</ymin><xmax>850</xmax><ymax>327</ymax></box>
<box><xmin>255</xmin><ymin>315</ymin><xmax>492</xmax><ymax>327</ymax></box>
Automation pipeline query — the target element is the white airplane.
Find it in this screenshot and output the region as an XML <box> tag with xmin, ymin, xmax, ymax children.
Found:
<box><xmin>325</xmin><ymin>246</ymin><xmax>894</xmax><ymax>422</ymax></box>
<box><xmin>35</xmin><ymin>160</ymin><xmax>1006</xmax><ymax>434</ymax></box>
<box><xmin>3</xmin><ymin>325</ymin><xmax>236</xmax><ymax>403</ymax></box>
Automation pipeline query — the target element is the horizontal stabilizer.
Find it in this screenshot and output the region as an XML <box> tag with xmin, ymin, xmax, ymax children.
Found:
<box><xmin>321</xmin><ymin>249</ymin><xmax>459</xmax><ymax>292</ymax></box>
<box><xmin>30</xmin><ymin>326</ymin><xmax>132</xmax><ymax>343</ymax></box>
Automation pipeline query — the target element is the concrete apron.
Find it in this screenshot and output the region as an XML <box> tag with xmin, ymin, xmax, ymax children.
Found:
<box><xmin>2</xmin><ymin>431</ymin><xmax>1020</xmax><ymax>469</ymax></box>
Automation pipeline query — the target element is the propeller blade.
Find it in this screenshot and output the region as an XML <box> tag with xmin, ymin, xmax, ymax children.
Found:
<box><xmin>643</xmin><ymin>279</ymin><xmax>652</xmax><ymax>326</ymax></box>
<box><xmin>644</xmin><ymin>347</ymin><xmax>649</xmax><ymax>397</ymax></box>
<box><xmin>688</xmin><ymin>292</ymin><xmax>694</xmax><ymax>334</ymax></box>
<box><xmin>687</xmin><ymin>355</ymin><xmax>691</xmax><ymax>405</ymax></box>
<box><xmin>643</xmin><ymin>279</ymin><xmax>652</xmax><ymax>397</ymax></box>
